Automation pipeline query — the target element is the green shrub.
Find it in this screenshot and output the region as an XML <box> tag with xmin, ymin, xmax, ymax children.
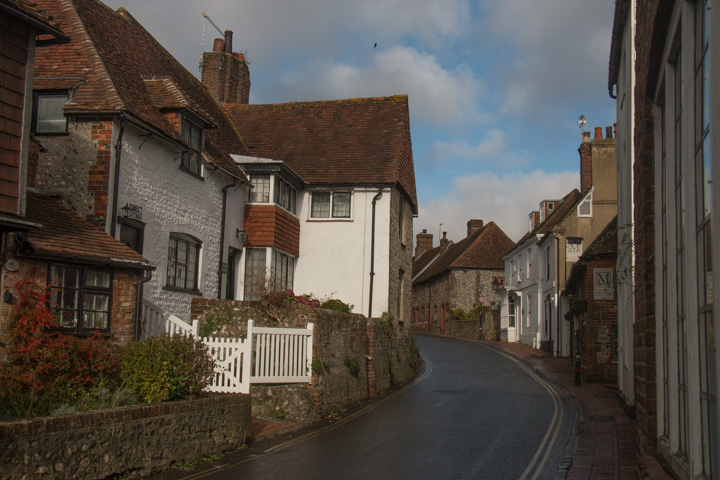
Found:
<box><xmin>121</xmin><ymin>335</ymin><xmax>215</xmax><ymax>404</ymax></box>
<box><xmin>343</xmin><ymin>356</ymin><xmax>360</xmax><ymax>376</ymax></box>
<box><xmin>320</xmin><ymin>299</ymin><xmax>354</xmax><ymax>313</ymax></box>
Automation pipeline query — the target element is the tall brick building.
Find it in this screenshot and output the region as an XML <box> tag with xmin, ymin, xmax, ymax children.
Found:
<box><xmin>609</xmin><ymin>0</ymin><xmax>719</xmax><ymax>477</ymax></box>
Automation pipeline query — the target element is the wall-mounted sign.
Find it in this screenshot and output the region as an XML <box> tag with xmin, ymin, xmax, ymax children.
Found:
<box><xmin>121</xmin><ymin>203</ymin><xmax>142</xmax><ymax>220</ymax></box>
<box><xmin>594</xmin><ymin>268</ymin><xmax>614</xmax><ymax>300</ymax></box>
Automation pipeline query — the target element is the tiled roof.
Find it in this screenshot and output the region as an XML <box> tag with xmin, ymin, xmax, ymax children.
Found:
<box><xmin>0</xmin><ymin>0</ymin><xmax>69</xmax><ymax>41</ymax></box>
<box><xmin>224</xmin><ymin>96</ymin><xmax>418</xmax><ymax>213</ymax></box>
<box><xmin>32</xmin><ymin>0</ymin><xmax>248</xmax><ymax>177</ymax></box>
<box><xmin>413</xmin><ymin>222</ymin><xmax>514</xmax><ymax>284</ymax></box>
<box><xmin>23</xmin><ymin>190</ymin><xmax>151</xmax><ymax>269</ymax></box>
<box><xmin>412</xmin><ymin>243</ymin><xmax>448</xmax><ymax>278</ymax></box>
<box><xmin>511</xmin><ymin>189</ymin><xmax>582</xmax><ymax>252</ymax></box>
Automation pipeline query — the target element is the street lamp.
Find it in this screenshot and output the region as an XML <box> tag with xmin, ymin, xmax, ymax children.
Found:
<box><xmin>491</xmin><ymin>276</ymin><xmax>504</xmax><ymax>292</ymax></box>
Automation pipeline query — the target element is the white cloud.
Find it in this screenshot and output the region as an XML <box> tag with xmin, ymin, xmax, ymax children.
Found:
<box><xmin>414</xmin><ymin>170</ymin><xmax>579</xmax><ymax>244</ymax></box>
<box><xmin>267</xmin><ymin>46</ymin><xmax>485</xmax><ymax>127</ymax></box>
<box><xmin>422</xmin><ymin>129</ymin><xmax>512</xmax><ymax>167</ymax></box>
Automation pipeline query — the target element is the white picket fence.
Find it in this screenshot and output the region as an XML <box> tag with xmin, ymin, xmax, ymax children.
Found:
<box><xmin>140</xmin><ymin>299</ymin><xmax>314</xmax><ymax>394</ymax></box>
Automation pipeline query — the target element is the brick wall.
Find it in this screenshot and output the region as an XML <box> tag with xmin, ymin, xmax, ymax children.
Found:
<box><xmin>0</xmin><ymin>257</ymin><xmax>142</xmax><ymax>361</ymax></box>
<box><xmin>0</xmin><ymin>394</ymin><xmax>250</xmax><ymax>480</ymax></box>
<box><xmin>243</xmin><ymin>204</ymin><xmax>300</xmax><ymax>257</ymax></box>
<box><xmin>581</xmin><ymin>259</ymin><xmax>618</xmax><ymax>383</ymax></box>
<box><xmin>633</xmin><ymin>0</ymin><xmax>668</xmax><ymax>458</ymax></box>
<box><xmin>0</xmin><ymin>16</ymin><xmax>28</xmax><ymax>216</ymax></box>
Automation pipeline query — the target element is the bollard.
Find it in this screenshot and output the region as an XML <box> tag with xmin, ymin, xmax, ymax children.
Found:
<box><xmin>575</xmin><ymin>354</ymin><xmax>581</xmax><ymax>386</ymax></box>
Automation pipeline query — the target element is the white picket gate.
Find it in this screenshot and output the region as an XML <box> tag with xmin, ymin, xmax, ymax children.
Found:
<box><xmin>140</xmin><ymin>300</ymin><xmax>314</xmax><ymax>394</ymax></box>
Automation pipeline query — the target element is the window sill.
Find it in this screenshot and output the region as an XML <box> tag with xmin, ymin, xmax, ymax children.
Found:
<box><xmin>307</xmin><ymin>218</ymin><xmax>353</xmax><ymax>222</ymax></box>
<box><xmin>163</xmin><ymin>285</ymin><xmax>203</xmax><ymax>296</ymax></box>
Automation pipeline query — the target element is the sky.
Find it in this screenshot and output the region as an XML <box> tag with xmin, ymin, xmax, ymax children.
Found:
<box><xmin>103</xmin><ymin>0</ymin><xmax>618</xmax><ymax>244</ymax></box>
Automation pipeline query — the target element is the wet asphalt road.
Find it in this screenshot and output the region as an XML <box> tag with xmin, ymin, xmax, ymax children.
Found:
<box><xmin>177</xmin><ymin>334</ymin><xmax>577</xmax><ymax>480</ymax></box>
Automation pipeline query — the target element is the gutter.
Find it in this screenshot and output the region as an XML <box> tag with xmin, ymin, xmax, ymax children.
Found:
<box><xmin>367</xmin><ymin>189</ymin><xmax>383</xmax><ymax>319</ymax></box>
<box><xmin>218</xmin><ymin>178</ymin><xmax>239</xmax><ymax>298</ymax></box>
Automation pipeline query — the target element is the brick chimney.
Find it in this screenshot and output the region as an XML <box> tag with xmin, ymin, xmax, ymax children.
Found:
<box><xmin>467</xmin><ymin>219</ymin><xmax>484</xmax><ymax>237</ymax></box>
<box><xmin>440</xmin><ymin>231</ymin><xmax>450</xmax><ymax>248</ymax></box>
<box><xmin>579</xmin><ymin>130</ymin><xmax>593</xmax><ymax>193</ymax></box>
<box><xmin>201</xmin><ymin>30</ymin><xmax>250</xmax><ymax>104</ymax></box>
<box><xmin>415</xmin><ymin>229</ymin><xmax>433</xmax><ymax>257</ymax></box>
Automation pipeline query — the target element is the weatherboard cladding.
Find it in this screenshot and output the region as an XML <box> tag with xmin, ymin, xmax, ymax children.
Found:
<box><xmin>224</xmin><ymin>96</ymin><xmax>418</xmax><ymax>213</ymax></box>
<box><xmin>413</xmin><ymin>222</ymin><xmax>514</xmax><ymax>284</ymax></box>
<box><xmin>32</xmin><ymin>0</ymin><xmax>248</xmax><ymax>178</ymax></box>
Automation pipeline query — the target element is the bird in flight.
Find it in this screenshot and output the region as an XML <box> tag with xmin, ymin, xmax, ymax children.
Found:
<box><xmin>374</xmin><ymin>43</ymin><xmax>377</xmax><ymax>48</ymax></box>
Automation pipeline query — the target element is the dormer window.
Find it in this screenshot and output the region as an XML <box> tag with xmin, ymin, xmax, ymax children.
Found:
<box><xmin>33</xmin><ymin>92</ymin><xmax>68</xmax><ymax>134</ymax></box>
<box><xmin>181</xmin><ymin>116</ymin><xmax>203</xmax><ymax>176</ymax></box>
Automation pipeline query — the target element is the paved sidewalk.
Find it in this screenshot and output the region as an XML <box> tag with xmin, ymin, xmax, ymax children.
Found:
<box><xmin>483</xmin><ymin>340</ymin><xmax>637</xmax><ymax>480</ymax></box>
<box><xmin>247</xmin><ymin>338</ymin><xmax>638</xmax><ymax>479</ymax></box>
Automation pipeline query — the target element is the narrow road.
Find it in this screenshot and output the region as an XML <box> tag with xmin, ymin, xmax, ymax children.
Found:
<box><xmin>177</xmin><ymin>334</ymin><xmax>577</xmax><ymax>479</ymax></box>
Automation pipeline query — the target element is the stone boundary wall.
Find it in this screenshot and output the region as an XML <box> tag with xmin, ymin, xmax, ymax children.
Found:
<box><xmin>189</xmin><ymin>300</ymin><xmax>420</xmax><ymax>425</ymax></box>
<box><xmin>0</xmin><ymin>394</ymin><xmax>250</xmax><ymax>480</ymax></box>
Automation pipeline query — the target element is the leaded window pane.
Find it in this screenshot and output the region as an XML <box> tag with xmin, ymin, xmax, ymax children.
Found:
<box><xmin>250</xmin><ymin>175</ymin><xmax>270</xmax><ymax>203</ymax></box>
<box><xmin>332</xmin><ymin>192</ymin><xmax>351</xmax><ymax>218</ymax></box>
<box><xmin>311</xmin><ymin>192</ymin><xmax>331</xmax><ymax>218</ymax></box>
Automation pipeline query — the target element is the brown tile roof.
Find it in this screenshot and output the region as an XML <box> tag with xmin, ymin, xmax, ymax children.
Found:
<box><xmin>511</xmin><ymin>189</ymin><xmax>582</xmax><ymax>252</ymax></box>
<box><xmin>224</xmin><ymin>96</ymin><xmax>418</xmax><ymax>213</ymax></box>
<box><xmin>23</xmin><ymin>190</ymin><xmax>151</xmax><ymax>269</ymax></box>
<box><xmin>0</xmin><ymin>0</ymin><xmax>69</xmax><ymax>42</ymax></box>
<box><xmin>413</xmin><ymin>222</ymin><xmax>514</xmax><ymax>284</ymax></box>
<box><xmin>32</xmin><ymin>0</ymin><xmax>248</xmax><ymax>177</ymax></box>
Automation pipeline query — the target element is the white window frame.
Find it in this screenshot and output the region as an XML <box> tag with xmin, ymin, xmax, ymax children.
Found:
<box><xmin>310</xmin><ymin>190</ymin><xmax>352</xmax><ymax>219</ymax></box>
<box><xmin>577</xmin><ymin>188</ymin><xmax>594</xmax><ymax>217</ymax></box>
<box><xmin>33</xmin><ymin>92</ymin><xmax>68</xmax><ymax>134</ymax></box>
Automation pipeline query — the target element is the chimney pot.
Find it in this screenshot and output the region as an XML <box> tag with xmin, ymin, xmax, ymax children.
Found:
<box><xmin>594</xmin><ymin>126</ymin><xmax>602</xmax><ymax>139</ymax></box>
<box><xmin>606</xmin><ymin>126</ymin><xmax>613</xmax><ymax>139</ymax></box>
<box><xmin>224</xmin><ymin>30</ymin><xmax>233</xmax><ymax>54</ymax></box>
<box><xmin>213</xmin><ymin>38</ymin><xmax>224</xmax><ymax>52</ymax></box>
<box><xmin>233</xmin><ymin>52</ymin><xmax>245</xmax><ymax>61</ymax></box>
<box><xmin>583</xmin><ymin>131</ymin><xmax>590</xmax><ymax>143</ymax></box>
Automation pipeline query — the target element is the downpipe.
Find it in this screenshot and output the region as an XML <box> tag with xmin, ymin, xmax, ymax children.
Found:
<box><xmin>218</xmin><ymin>178</ymin><xmax>238</xmax><ymax>298</ymax></box>
<box><xmin>367</xmin><ymin>189</ymin><xmax>383</xmax><ymax>319</ymax></box>
<box><xmin>110</xmin><ymin>118</ymin><xmax>125</xmax><ymax>237</ymax></box>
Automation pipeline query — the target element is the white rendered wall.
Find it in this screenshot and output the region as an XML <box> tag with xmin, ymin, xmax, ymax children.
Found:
<box><xmin>113</xmin><ymin>121</ymin><xmax>244</xmax><ymax>321</ymax></box>
<box><xmin>294</xmin><ymin>188</ymin><xmax>391</xmax><ymax>317</ymax></box>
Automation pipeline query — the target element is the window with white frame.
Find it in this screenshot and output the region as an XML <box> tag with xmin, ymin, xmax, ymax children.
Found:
<box><xmin>49</xmin><ymin>265</ymin><xmax>112</xmax><ymax>332</ymax></box>
<box><xmin>310</xmin><ymin>191</ymin><xmax>351</xmax><ymax>219</ymax></box>
<box><xmin>508</xmin><ymin>296</ymin><xmax>516</xmax><ymax>328</ymax></box>
<box><xmin>33</xmin><ymin>92</ymin><xmax>68</xmax><ymax>134</ymax></box>
<box><xmin>249</xmin><ymin>175</ymin><xmax>270</xmax><ymax>203</ymax></box>
<box><xmin>243</xmin><ymin>248</ymin><xmax>267</xmax><ymax>301</ymax></box>
<box><xmin>166</xmin><ymin>233</ymin><xmax>201</xmax><ymax>291</ymax></box>
<box><xmin>271</xmin><ymin>249</ymin><xmax>295</xmax><ymax>292</ymax></box>
<box><xmin>274</xmin><ymin>177</ymin><xmax>297</xmax><ymax>214</ymax></box>
<box><xmin>180</xmin><ymin>116</ymin><xmax>203</xmax><ymax>176</ymax></box>
<box><xmin>577</xmin><ymin>189</ymin><xmax>593</xmax><ymax>217</ymax></box>
<box><xmin>655</xmin><ymin>2</ymin><xmax>717</xmax><ymax>477</ymax></box>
